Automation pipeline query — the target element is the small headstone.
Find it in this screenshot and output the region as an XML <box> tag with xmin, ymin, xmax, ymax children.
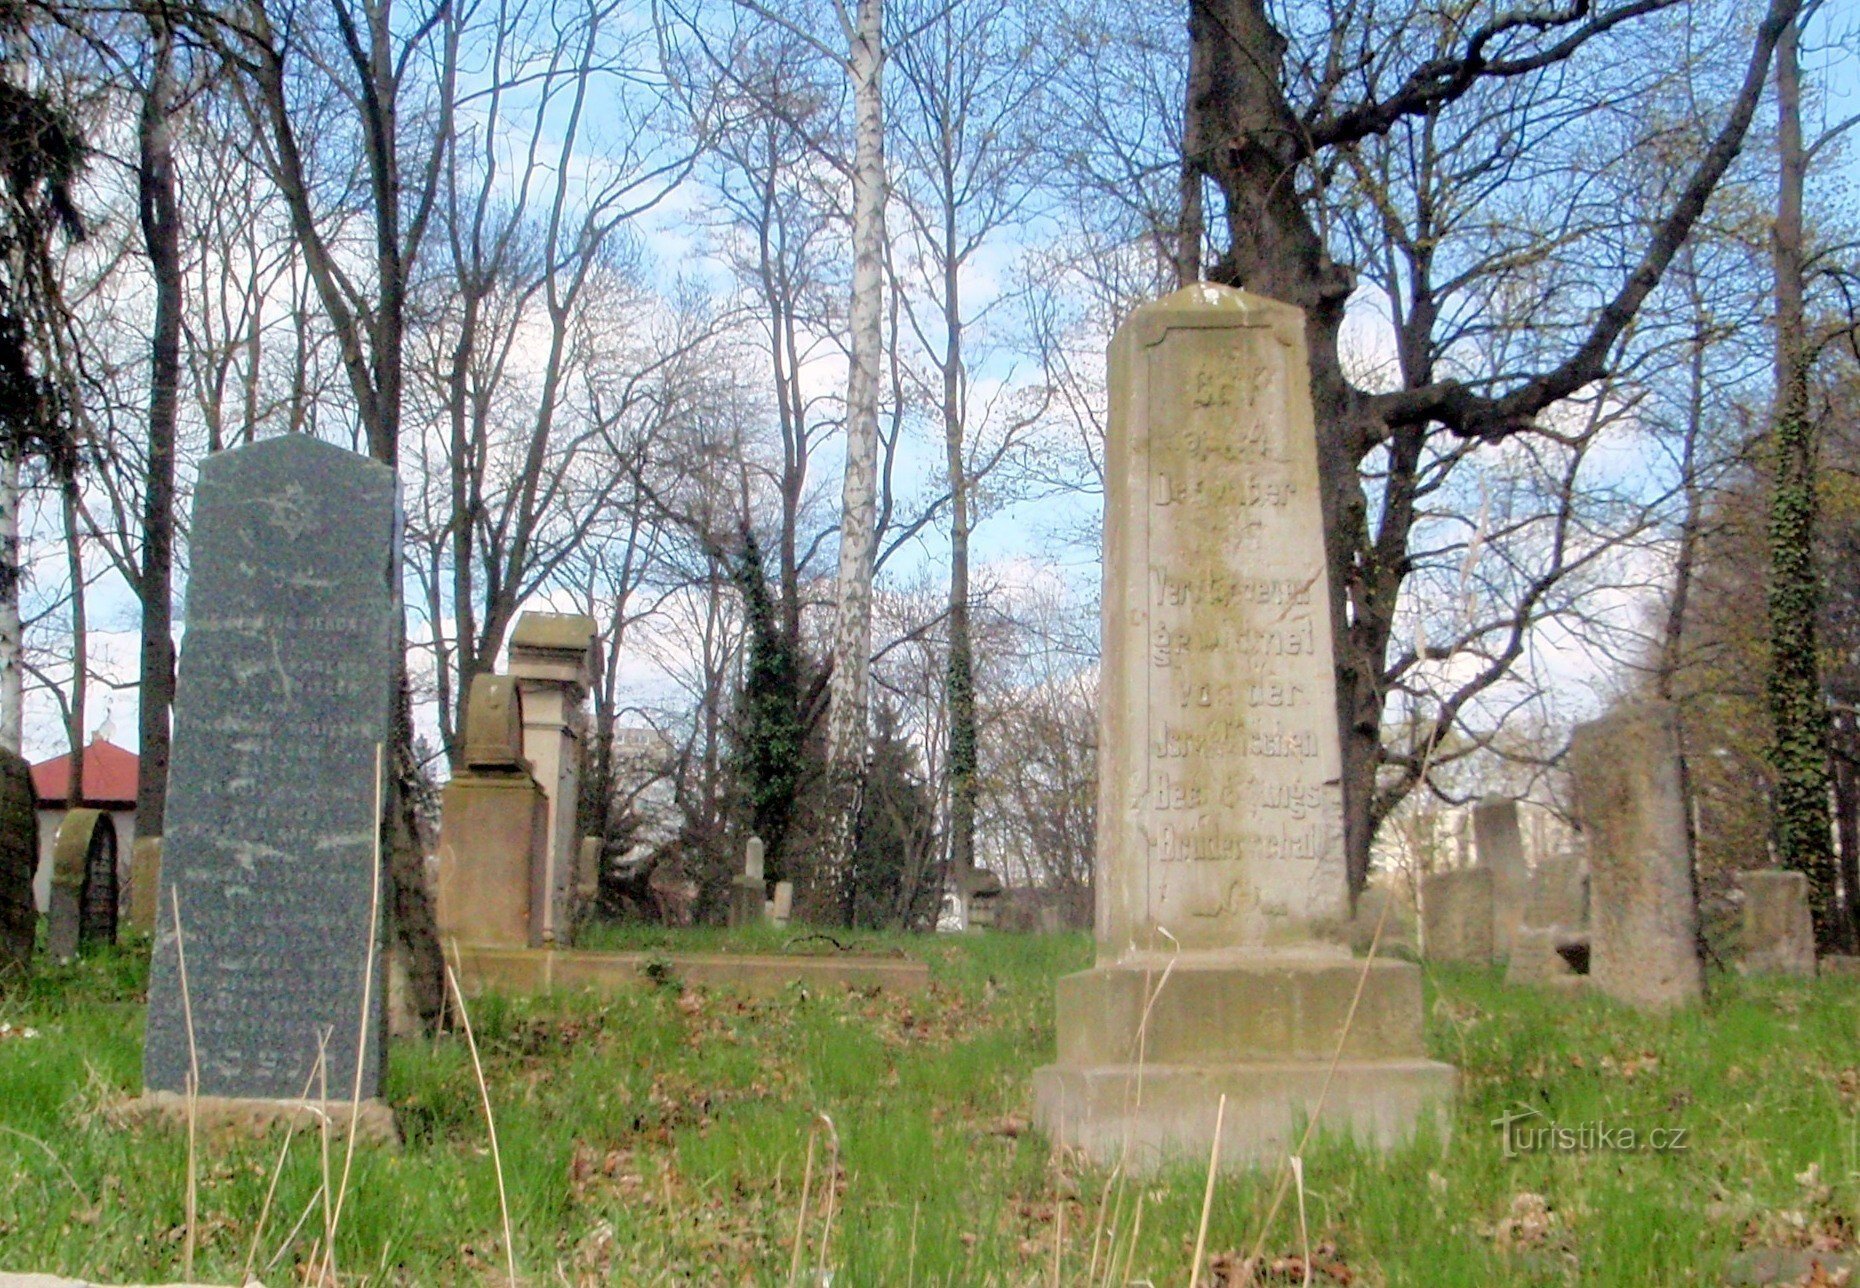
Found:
<box><xmin>744</xmin><ymin>835</ymin><xmax>765</xmax><ymax>882</ymax></box>
<box><xmin>461</xmin><ymin>674</ymin><xmax>525</xmax><ymax>770</ymax></box>
<box><xmin>1347</xmin><ymin>886</ymin><xmax>1417</xmax><ymax>957</ymax></box>
<box><xmin>1473</xmin><ymin>797</ymin><xmax>1528</xmax><ymax>957</ymax></box>
<box><xmin>1421</xmin><ymin>867</ymin><xmax>1493</xmax><ymax>963</ymax></box>
<box><xmin>768</xmin><ymin>879</ymin><xmax>793</xmax><ymax>928</ymax></box>
<box><xmin>1737</xmin><ymin>869</ymin><xmax>1816</xmax><ymax>977</ymax></box>
<box><xmin>1570</xmin><ymin>701</ymin><xmax>1702</xmax><ymax>1011</ymax></box>
<box><xmin>127</xmin><ymin>836</ymin><xmax>163</xmax><ymax>936</ymax></box>
<box><xmin>47</xmin><ymin>809</ymin><xmax>117</xmax><ymax>959</ymax></box>
<box><xmin>0</xmin><ymin>747</ymin><xmax>36</xmax><ymax>983</ymax></box>
<box><xmin>1524</xmin><ymin>854</ymin><xmax>1587</xmax><ymax>930</ymax></box>
<box><xmin>143</xmin><ymin>435</ymin><xmax>397</xmax><ymax>1102</ymax></box>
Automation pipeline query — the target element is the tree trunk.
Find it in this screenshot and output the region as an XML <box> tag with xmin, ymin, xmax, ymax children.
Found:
<box><xmin>824</xmin><ymin>0</ymin><xmax>887</xmax><ymax>917</ymax></box>
<box><xmin>0</xmin><ymin>449</ymin><xmax>19</xmax><ymax>757</ymax></box>
<box><xmin>61</xmin><ymin>472</ymin><xmax>85</xmax><ymax>812</ymax></box>
<box><xmin>136</xmin><ymin>13</ymin><xmax>180</xmax><ymax>837</ymax></box>
<box><xmin>1765</xmin><ymin>12</ymin><xmax>1837</xmax><ymax>947</ymax></box>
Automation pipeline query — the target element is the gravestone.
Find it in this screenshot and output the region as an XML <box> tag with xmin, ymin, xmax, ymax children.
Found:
<box><xmin>1032</xmin><ymin>285</ymin><xmax>1454</xmax><ymax>1170</ymax></box>
<box><xmin>1524</xmin><ymin>854</ymin><xmax>1587</xmax><ymax>931</ymax></box>
<box><xmin>1569</xmin><ymin>701</ymin><xmax>1702</xmax><ymax>1010</ymax></box>
<box><xmin>1473</xmin><ymin>797</ymin><xmax>1528</xmax><ymax>957</ymax></box>
<box><xmin>142</xmin><ymin>435</ymin><xmax>397</xmax><ymax>1108</ymax></box>
<box><xmin>127</xmin><ymin>836</ymin><xmax>163</xmax><ymax>936</ymax></box>
<box><xmin>0</xmin><ymin>747</ymin><xmax>36</xmax><ymax>983</ymax></box>
<box><xmin>435</xmin><ymin>674</ymin><xmax>549</xmax><ymax>949</ymax></box>
<box><xmin>507</xmin><ymin>613</ymin><xmax>597</xmax><ymax>945</ymax></box>
<box><xmin>768</xmin><ymin>880</ymin><xmax>794</xmax><ymax>928</ymax></box>
<box><xmin>1347</xmin><ymin>886</ymin><xmax>1417</xmax><ymax>958</ymax></box>
<box><xmin>1738</xmin><ymin>869</ymin><xmax>1815</xmax><ymax>977</ymax></box>
<box><xmin>46</xmin><ymin>809</ymin><xmax>116</xmax><ymax>959</ymax></box>
<box><xmin>729</xmin><ymin>836</ymin><xmax>766</xmax><ymax>928</ymax></box>
<box><xmin>1421</xmin><ymin>867</ymin><xmax>1494</xmax><ymax>964</ymax></box>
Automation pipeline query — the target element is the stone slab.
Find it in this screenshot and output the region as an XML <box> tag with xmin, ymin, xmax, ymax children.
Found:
<box><xmin>143</xmin><ymin>435</ymin><xmax>397</xmax><ymax>1101</ymax></box>
<box><xmin>453</xmin><ymin>946</ymin><xmax>930</xmax><ymax>997</ymax></box>
<box><xmin>1033</xmin><ymin>1057</ymin><xmax>1456</xmax><ymax>1173</ymax></box>
<box><xmin>126</xmin><ymin>837</ymin><xmax>162</xmax><ymax>937</ymax></box>
<box><xmin>1473</xmin><ymin>797</ymin><xmax>1528</xmax><ymax>957</ymax></box>
<box><xmin>1571</xmin><ymin>702</ymin><xmax>1702</xmax><ymax>1010</ymax></box>
<box><xmin>1525</xmin><ymin>854</ymin><xmax>1587</xmax><ymax>930</ymax></box>
<box><xmin>109</xmin><ymin>1089</ymin><xmax>397</xmax><ymax>1148</ymax></box>
<box><xmin>1505</xmin><ymin>926</ymin><xmax>1577</xmax><ymax>986</ymax></box>
<box><xmin>1737</xmin><ymin>869</ymin><xmax>1816</xmax><ymax>977</ymax></box>
<box><xmin>1053</xmin><ymin>953</ymin><xmax>1427</xmax><ymax>1066</ymax></box>
<box><xmin>728</xmin><ymin>876</ymin><xmax>766</xmax><ymax>928</ymax></box>
<box><xmin>434</xmin><ymin>771</ymin><xmax>548</xmax><ymax>949</ymax></box>
<box><xmin>1346</xmin><ymin>887</ymin><xmax>1416</xmax><ymax>957</ymax></box>
<box><xmin>460</xmin><ymin>674</ymin><xmax>525</xmax><ymax>770</ymax></box>
<box><xmin>47</xmin><ymin>809</ymin><xmax>114</xmax><ymax>960</ymax></box>
<box><xmin>1421</xmin><ymin>867</ymin><xmax>1494</xmax><ymax>963</ymax></box>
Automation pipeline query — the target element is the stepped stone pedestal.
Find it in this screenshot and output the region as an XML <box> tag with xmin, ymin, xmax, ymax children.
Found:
<box><xmin>1032</xmin><ymin>285</ymin><xmax>1454</xmax><ymax>1172</ymax></box>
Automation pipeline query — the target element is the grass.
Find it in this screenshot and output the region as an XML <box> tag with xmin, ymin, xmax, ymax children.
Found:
<box><xmin>0</xmin><ymin>930</ymin><xmax>1855</xmax><ymax>1285</ymax></box>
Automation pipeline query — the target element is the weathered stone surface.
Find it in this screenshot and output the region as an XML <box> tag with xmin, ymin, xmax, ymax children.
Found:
<box><xmin>0</xmin><ymin>748</ymin><xmax>36</xmax><ymax>984</ymax></box>
<box><xmin>769</xmin><ymin>880</ymin><xmax>794</xmax><ymax>927</ymax></box>
<box><xmin>460</xmin><ymin>674</ymin><xmax>525</xmax><ymax>770</ymax></box>
<box><xmin>1421</xmin><ymin>867</ymin><xmax>1494</xmax><ymax>964</ymax></box>
<box><xmin>1474</xmin><ymin>797</ymin><xmax>1528</xmax><ymax>957</ymax></box>
<box><xmin>127</xmin><ymin>837</ymin><xmax>162</xmax><ymax>937</ymax></box>
<box><xmin>1506</xmin><ymin>926</ymin><xmax>1578</xmax><ymax>987</ymax></box>
<box><xmin>110</xmin><ymin>1089</ymin><xmax>397</xmax><ymax>1147</ymax></box>
<box><xmin>1525</xmin><ymin>854</ymin><xmax>1588</xmax><ymax>930</ymax></box>
<box><xmin>1570</xmin><ymin>702</ymin><xmax>1702</xmax><ymax>1011</ymax></box>
<box><xmin>508</xmin><ymin>612</ymin><xmax>596</xmax><ymax>945</ymax></box>
<box><xmin>1346</xmin><ymin>886</ymin><xmax>1417</xmax><ymax>957</ymax></box>
<box><xmin>143</xmin><ymin>435</ymin><xmax>397</xmax><ymax>1102</ymax></box>
<box><xmin>47</xmin><ymin>809</ymin><xmax>116</xmax><ymax>960</ymax></box>
<box><xmin>434</xmin><ymin>771</ymin><xmax>548</xmax><ymax>948</ymax></box>
<box><xmin>1034</xmin><ymin>285</ymin><xmax>1453</xmax><ymax>1171</ymax></box>
<box><xmin>1737</xmin><ymin>869</ymin><xmax>1816</xmax><ymax>977</ymax></box>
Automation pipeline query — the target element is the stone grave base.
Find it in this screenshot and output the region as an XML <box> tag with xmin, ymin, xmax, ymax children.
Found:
<box><xmin>454</xmin><ymin>946</ymin><xmax>929</xmax><ymax>997</ymax></box>
<box><xmin>1033</xmin><ymin>951</ymin><xmax>1456</xmax><ymax>1172</ymax></box>
<box><xmin>110</xmin><ymin>1090</ymin><xmax>399</xmax><ymax>1148</ymax></box>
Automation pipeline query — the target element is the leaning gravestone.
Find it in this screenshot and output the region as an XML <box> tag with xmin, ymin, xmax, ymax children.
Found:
<box><xmin>1569</xmin><ymin>701</ymin><xmax>1702</xmax><ymax>1010</ymax></box>
<box><xmin>142</xmin><ymin>436</ymin><xmax>397</xmax><ymax>1124</ymax></box>
<box><xmin>728</xmin><ymin>836</ymin><xmax>766</xmax><ymax>928</ymax></box>
<box><xmin>1032</xmin><ymin>285</ymin><xmax>1454</xmax><ymax>1170</ymax></box>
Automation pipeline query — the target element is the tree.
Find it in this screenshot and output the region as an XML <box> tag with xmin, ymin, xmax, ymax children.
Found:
<box><xmin>1175</xmin><ymin>0</ymin><xmax>1800</xmax><ymax>893</ymax></box>
<box><xmin>1763</xmin><ymin>7</ymin><xmax>1836</xmax><ymax>947</ymax></box>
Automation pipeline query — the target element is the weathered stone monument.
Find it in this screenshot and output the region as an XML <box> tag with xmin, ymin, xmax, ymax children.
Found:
<box><xmin>1505</xmin><ymin>926</ymin><xmax>1580</xmax><ymax>988</ymax></box>
<box><xmin>1473</xmin><ymin>797</ymin><xmax>1528</xmax><ymax>957</ymax></box>
<box><xmin>507</xmin><ymin>612</ymin><xmax>597</xmax><ymax>945</ymax></box>
<box><xmin>1738</xmin><ymin>869</ymin><xmax>1816</xmax><ymax>977</ymax></box>
<box><xmin>435</xmin><ymin>674</ymin><xmax>550</xmax><ymax>948</ymax></box>
<box><xmin>0</xmin><ymin>748</ymin><xmax>36</xmax><ymax>983</ymax></box>
<box><xmin>1421</xmin><ymin>867</ymin><xmax>1494</xmax><ymax>964</ymax></box>
<box><xmin>729</xmin><ymin>836</ymin><xmax>766</xmax><ymax>928</ymax></box>
<box><xmin>1346</xmin><ymin>885</ymin><xmax>1417</xmax><ymax>958</ymax></box>
<box><xmin>768</xmin><ymin>880</ymin><xmax>794</xmax><ymax>927</ymax></box>
<box><xmin>1569</xmin><ymin>701</ymin><xmax>1702</xmax><ymax>1010</ymax></box>
<box><xmin>46</xmin><ymin>808</ymin><xmax>117</xmax><ymax>960</ymax></box>
<box><xmin>1032</xmin><ymin>285</ymin><xmax>1454</xmax><ymax>1170</ymax></box>
<box><xmin>142</xmin><ymin>435</ymin><xmax>397</xmax><ymax>1123</ymax></box>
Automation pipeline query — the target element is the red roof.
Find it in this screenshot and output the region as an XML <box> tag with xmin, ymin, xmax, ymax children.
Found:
<box><xmin>32</xmin><ymin>738</ymin><xmax>139</xmax><ymax>808</ymax></box>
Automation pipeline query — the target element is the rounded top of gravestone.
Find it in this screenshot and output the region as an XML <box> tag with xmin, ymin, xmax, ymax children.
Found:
<box><xmin>462</xmin><ymin>674</ymin><xmax>526</xmax><ymax>770</ymax></box>
<box><xmin>50</xmin><ymin>808</ymin><xmax>107</xmax><ymax>891</ymax></box>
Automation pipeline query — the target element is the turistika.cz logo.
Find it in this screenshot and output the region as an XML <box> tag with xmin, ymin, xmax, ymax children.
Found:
<box><xmin>1491</xmin><ymin>1105</ymin><xmax>1690</xmax><ymax>1157</ymax></box>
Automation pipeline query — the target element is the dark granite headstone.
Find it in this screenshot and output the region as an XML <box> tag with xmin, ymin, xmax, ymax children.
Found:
<box><xmin>144</xmin><ymin>435</ymin><xmax>398</xmax><ymax>1101</ymax></box>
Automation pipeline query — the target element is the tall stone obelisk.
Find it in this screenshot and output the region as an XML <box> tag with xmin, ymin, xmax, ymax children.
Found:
<box><xmin>1032</xmin><ymin>285</ymin><xmax>1455</xmax><ymax>1170</ymax></box>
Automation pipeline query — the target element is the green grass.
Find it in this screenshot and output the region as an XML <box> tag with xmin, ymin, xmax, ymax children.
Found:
<box><xmin>0</xmin><ymin>931</ymin><xmax>1855</xmax><ymax>1285</ymax></box>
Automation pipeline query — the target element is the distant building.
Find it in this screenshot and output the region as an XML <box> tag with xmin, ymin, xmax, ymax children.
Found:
<box><xmin>30</xmin><ymin>735</ymin><xmax>138</xmax><ymax>912</ymax></box>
